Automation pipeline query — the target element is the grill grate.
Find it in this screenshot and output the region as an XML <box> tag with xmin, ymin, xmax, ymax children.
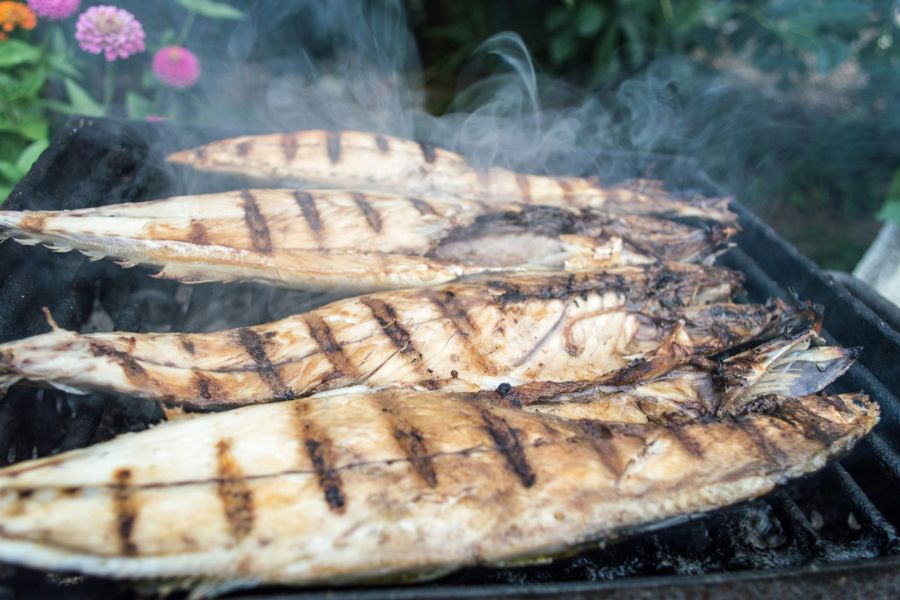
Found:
<box><xmin>0</xmin><ymin>117</ymin><xmax>898</xmax><ymax>598</ymax></box>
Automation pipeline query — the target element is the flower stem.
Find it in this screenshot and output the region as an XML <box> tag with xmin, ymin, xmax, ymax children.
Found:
<box><xmin>176</xmin><ymin>11</ymin><xmax>197</xmax><ymax>45</ymax></box>
<box><xmin>102</xmin><ymin>60</ymin><xmax>115</xmax><ymax>113</ymax></box>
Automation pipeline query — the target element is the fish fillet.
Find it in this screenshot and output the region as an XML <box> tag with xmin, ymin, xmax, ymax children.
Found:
<box><xmin>0</xmin><ymin>388</ymin><xmax>877</xmax><ymax>586</ymax></box>
<box><xmin>167</xmin><ymin>130</ymin><xmax>736</xmax><ymax>224</ymax></box>
<box><xmin>0</xmin><ymin>265</ymin><xmax>806</xmax><ymax>408</ymax></box>
<box><xmin>0</xmin><ymin>190</ymin><xmax>736</xmax><ymax>291</ymax></box>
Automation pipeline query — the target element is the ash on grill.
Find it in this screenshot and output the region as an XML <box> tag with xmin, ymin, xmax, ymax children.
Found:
<box><xmin>0</xmin><ymin>117</ymin><xmax>898</xmax><ymax>598</ymax></box>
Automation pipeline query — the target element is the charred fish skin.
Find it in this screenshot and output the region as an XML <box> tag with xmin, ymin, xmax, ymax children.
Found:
<box><xmin>0</xmin><ymin>191</ymin><xmax>737</xmax><ymax>291</ymax></box>
<box><xmin>166</xmin><ymin>130</ymin><xmax>737</xmax><ymax>224</ymax></box>
<box><xmin>0</xmin><ymin>265</ymin><xmax>788</xmax><ymax>409</ymax></box>
<box><xmin>0</xmin><ymin>390</ymin><xmax>877</xmax><ymax>585</ymax></box>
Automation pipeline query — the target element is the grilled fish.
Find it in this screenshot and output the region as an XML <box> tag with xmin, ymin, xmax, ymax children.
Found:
<box><xmin>0</xmin><ymin>387</ymin><xmax>877</xmax><ymax>586</ymax></box>
<box><xmin>0</xmin><ymin>191</ymin><xmax>736</xmax><ymax>291</ymax></box>
<box><xmin>167</xmin><ymin>130</ymin><xmax>736</xmax><ymax>224</ymax></box>
<box><xmin>0</xmin><ymin>265</ymin><xmax>803</xmax><ymax>409</ymax></box>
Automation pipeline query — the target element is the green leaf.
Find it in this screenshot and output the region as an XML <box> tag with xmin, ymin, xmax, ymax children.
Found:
<box><xmin>176</xmin><ymin>0</ymin><xmax>243</xmax><ymax>19</ymax></box>
<box><xmin>877</xmin><ymin>199</ymin><xmax>900</xmax><ymax>224</ymax></box>
<box><xmin>0</xmin><ymin>186</ymin><xmax>12</xmax><ymax>205</ymax></box>
<box><xmin>576</xmin><ymin>3</ymin><xmax>604</xmax><ymax>37</ymax></box>
<box><xmin>15</xmin><ymin>139</ymin><xmax>49</xmax><ymax>173</ymax></box>
<box><xmin>549</xmin><ymin>32</ymin><xmax>577</xmax><ymax>65</ymax></box>
<box><xmin>14</xmin><ymin>68</ymin><xmax>48</xmax><ymax>100</ymax></box>
<box><xmin>546</xmin><ymin>8</ymin><xmax>571</xmax><ymax>32</ymax></box>
<box><xmin>47</xmin><ymin>53</ymin><xmax>81</xmax><ymax>78</ymax></box>
<box><xmin>64</xmin><ymin>78</ymin><xmax>104</xmax><ymax>117</ymax></box>
<box><xmin>0</xmin><ymin>40</ymin><xmax>41</xmax><ymax>68</ymax></box>
<box><xmin>16</xmin><ymin>111</ymin><xmax>49</xmax><ymax>141</ymax></box>
<box><xmin>0</xmin><ymin>161</ymin><xmax>21</xmax><ymax>183</ymax></box>
<box><xmin>125</xmin><ymin>92</ymin><xmax>153</xmax><ymax>119</ymax></box>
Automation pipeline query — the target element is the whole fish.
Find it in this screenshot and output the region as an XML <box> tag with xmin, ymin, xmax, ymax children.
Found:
<box><xmin>0</xmin><ymin>265</ymin><xmax>805</xmax><ymax>409</ymax></box>
<box><xmin>167</xmin><ymin>130</ymin><xmax>736</xmax><ymax>224</ymax></box>
<box><xmin>0</xmin><ymin>190</ymin><xmax>736</xmax><ymax>291</ymax></box>
<box><xmin>0</xmin><ymin>387</ymin><xmax>877</xmax><ymax>587</ymax></box>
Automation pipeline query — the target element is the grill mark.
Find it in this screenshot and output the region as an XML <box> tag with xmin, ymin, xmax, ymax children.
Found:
<box><xmin>407</xmin><ymin>197</ymin><xmax>437</xmax><ymax>216</ymax></box>
<box><xmin>297</xmin><ymin>403</ymin><xmax>346</xmax><ymax>513</ymax></box>
<box><xmin>89</xmin><ymin>343</ymin><xmax>149</xmax><ymax>388</ymax></box>
<box><xmin>426</xmin><ymin>290</ymin><xmax>498</xmax><ymax>376</ymax></box>
<box><xmin>304</xmin><ymin>314</ymin><xmax>359</xmax><ymax>384</ymax></box>
<box><xmin>576</xmin><ymin>420</ymin><xmax>624</xmax><ymax>477</ymax></box>
<box><xmin>293</xmin><ymin>191</ymin><xmax>322</xmax><ymax>239</ymax></box>
<box><xmin>739</xmin><ymin>417</ymin><xmax>789</xmax><ymax>466</ymax></box>
<box><xmin>378</xmin><ymin>397</ymin><xmax>438</xmax><ymax>487</ymax></box>
<box><xmin>236</xmin><ymin>328</ymin><xmax>292</xmax><ymax>400</ymax></box>
<box><xmin>281</xmin><ymin>133</ymin><xmax>298</xmax><ymax>161</ymax></box>
<box><xmin>374</xmin><ymin>134</ymin><xmax>390</xmax><ymax>153</ymax></box>
<box><xmin>240</xmin><ymin>190</ymin><xmax>273</xmax><ymax>253</ymax></box>
<box><xmin>180</xmin><ymin>337</ymin><xmax>195</xmax><ymax>355</ymax></box>
<box><xmin>777</xmin><ymin>402</ymin><xmax>838</xmax><ymax>445</ymax></box>
<box><xmin>193</xmin><ymin>372</ymin><xmax>228</xmax><ymax>405</ymax></box>
<box><xmin>516</xmin><ymin>174</ymin><xmax>532</xmax><ymax>203</ymax></box>
<box><xmin>480</xmin><ymin>409</ymin><xmax>536</xmax><ymax>487</ymax></box>
<box><xmin>418</xmin><ymin>141</ymin><xmax>437</xmax><ymax>164</ymax></box>
<box><xmin>352</xmin><ymin>193</ymin><xmax>382</xmax><ymax>233</ymax></box>
<box><xmin>215</xmin><ymin>439</ymin><xmax>255</xmax><ymax>540</ymax></box>
<box><xmin>188</xmin><ymin>220</ymin><xmax>210</xmax><ymax>245</ymax></box>
<box><xmin>669</xmin><ymin>425</ymin><xmax>704</xmax><ymax>457</ymax></box>
<box><xmin>236</xmin><ymin>141</ymin><xmax>252</xmax><ymax>157</ymax></box>
<box><xmin>557</xmin><ymin>178</ymin><xmax>576</xmax><ymax>203</ymax></box>
<box><xmin>362</xmin><ymin>298</ymin><xmax>423</xmax><ymax>364</ymax></box>
<box><xmin>112</xmin><ymin>469</ymin><xmax>138</xmax><ymax>556</ymax></box>
<box><xmin>326</xmin><ymin>131</ymin><xmax>342</xmax><ymax>164</ymax></box>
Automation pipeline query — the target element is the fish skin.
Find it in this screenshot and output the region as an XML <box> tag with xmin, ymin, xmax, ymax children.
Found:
<box><xmin>166</xmin><ymin>130</ymin><xmax>737</xmax><ymax>224</ymax></box>
<box><xmin>0</xmin><ymin>389</ymin><xmax>877</xmax><ymax>586</ymax></box>
<box><xmin>0</xmin><ymin>264</ymin><xmax>791</xmax><ymax>409</ymax></box>
<box><xmin>0</xmin><ymin>191</ymin><xmax>737</xmax><ymax>292</ymax></box>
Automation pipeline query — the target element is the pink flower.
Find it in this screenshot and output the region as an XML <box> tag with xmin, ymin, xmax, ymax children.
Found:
<box><xmin>151</xmin><ymin>46</ymin><xmax>201</xmax><ymax>89</ymax></box>
<box><xmin>75</xmin><ymin>5</ymin><xmax>145</xmax><ymax>61</ymax></box>
<box><xmin>27</xmin><ymin>0</ymin><xmax>80</xmax><ymax>20</ymax></box>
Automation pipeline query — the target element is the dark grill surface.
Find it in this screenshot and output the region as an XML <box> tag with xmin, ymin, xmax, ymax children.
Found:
<box><xmin>0</xmin><ymin>117</ymin><xmax>899</xmax><ymax>599</ymax></box>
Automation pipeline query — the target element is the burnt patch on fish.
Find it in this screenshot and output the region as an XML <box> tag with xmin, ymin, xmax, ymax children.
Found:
<box><xmin>362</xmin><ymin>298</ymin><xmax>423</xmax><ymax>365</ymax></box>
<box><xmin>215</xmin><ymin>439</ymin><xmax>255</xmax><ymax>540</ymax></box>
<box><xmin>374</xmin><ymin>134</ymin><xmax>390</xmax><ymax>153</ymax></box>
<box><xmin>293</xmin><ymin>191</ymin><xmax>322</xmax><ymax>240</ymax></box>
<box><xmin>17</xmin><ymin>214</ymin><xmax>47</xmax><ymax>233</ymax></box>
<box><xmin>353</xmin><ymin>193</ymin><xmax>382</xmax><ymax>233</ymax></box>
<box><xmin>281</xmin><ymin>133</ymin><xmax>298</xmax><ymax>161</ymax></box>
<box><xmin>112</xmin><ymin>468</ymin><xmax>139</xmax><ymax>556</ymax></box>
<box><xmin>236</xmin><ymin>141</ymin><xmax>252</xmax><ymax>157</ymax></box>
<box><xmin>516</xmin><ymin>174</ymin><xmax>532</xmax><ymax>203</ymax></box>
<box><xmin>326</xmin><ymin>131</ymin><xmax>342</xmax><ymax>164</ymax></box>
<box><xmin>236</xmin><ymin>328</ymin><xmax>293</xmax><ymax>400</ymax></box>
<box><xmin>777</xmin><ymin>401</ymin><xmax>842</xmax><ymax>445</ymax></box>
<box><xmin>180</xmin><ymin>337</ymin><xmax>195</xmax><ymax>355</ymax></box>
<box><xmin>304</xmin><ymin>314</ymin><xmax>359</xmax><ymax>383</ymax></box>
<box><xmin>240</xmin><ymin>190</ymin><xmax>273</xmax><ymax>253</ymax></box>
<box><xmin>379</xmin><ymin>399</ymin><xmax>438</xmax><ymax>487</ymax></box>
<box><xmin>193</xmin><ymin>372</ymin><xmax>228</xmax><ymax>405</ymax></box>
<box><xmin>480</xmin><ymin>409</ymin><xmax>536</xmax><ymax>488</ymax></box>
<box><xmin>407</xmin><ymin>197</ymin><xmax>437</xmax><ymax>216</ymax></box>
<box><xmin>418</xmin><ymin>141</ymin><xmax>437</xmax><ymax>164</ymax></box>
<box><xmin>188</xmin><ymin>220</ymin><xmax>210</xmax><ymax>245</ymax></box>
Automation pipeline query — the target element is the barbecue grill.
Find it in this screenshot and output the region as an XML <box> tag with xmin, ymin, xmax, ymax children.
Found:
<box><xmin>1</xmin><ymin>116</ymin><xmax>898</xmax><ymax>598</ymax></box>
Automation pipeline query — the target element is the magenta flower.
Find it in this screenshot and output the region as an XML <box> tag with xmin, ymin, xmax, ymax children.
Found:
<box><xmin>27</xmin><ymin>0</ymin><xmax>80</xmax><ymax>20</ymax></box>
<box><xmin>75</xmin><ymin>5</ymin><xmax>145</xmax><ymax>61</ymax></box>
<box><xmin>152</xmin><ymin>46</ymin><xmax>201</xmax><ymax>89</ymax></box>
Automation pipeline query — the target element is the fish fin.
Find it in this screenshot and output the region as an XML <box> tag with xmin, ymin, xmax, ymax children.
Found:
<box><xmin>41</xmin><ymin>307</ymin><xmax>59</xmax><ymax>331</ymax></box>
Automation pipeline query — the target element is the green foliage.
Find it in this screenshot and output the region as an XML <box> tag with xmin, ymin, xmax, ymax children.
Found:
<box><xmin>175</xmin><ymin>0</ymin><xmax>244</xmax><ymax>20</ymax></box>
<box><xmin>878</xmin><ymin>171</ymin><xmax>900</xmax><ymax>225</ymax></box>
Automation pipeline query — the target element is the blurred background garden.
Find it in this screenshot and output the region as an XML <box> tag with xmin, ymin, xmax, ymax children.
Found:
<box><xmin>1</xmin><ymin>0</ymin><xmax>899</xmax><ymax>271</ymax></box>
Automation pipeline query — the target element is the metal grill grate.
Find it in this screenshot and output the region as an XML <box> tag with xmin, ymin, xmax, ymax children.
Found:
<box><xmin>0</xmin><ymin>117</ymin><xmax>898</xmax><ymax>598</ymax></box>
